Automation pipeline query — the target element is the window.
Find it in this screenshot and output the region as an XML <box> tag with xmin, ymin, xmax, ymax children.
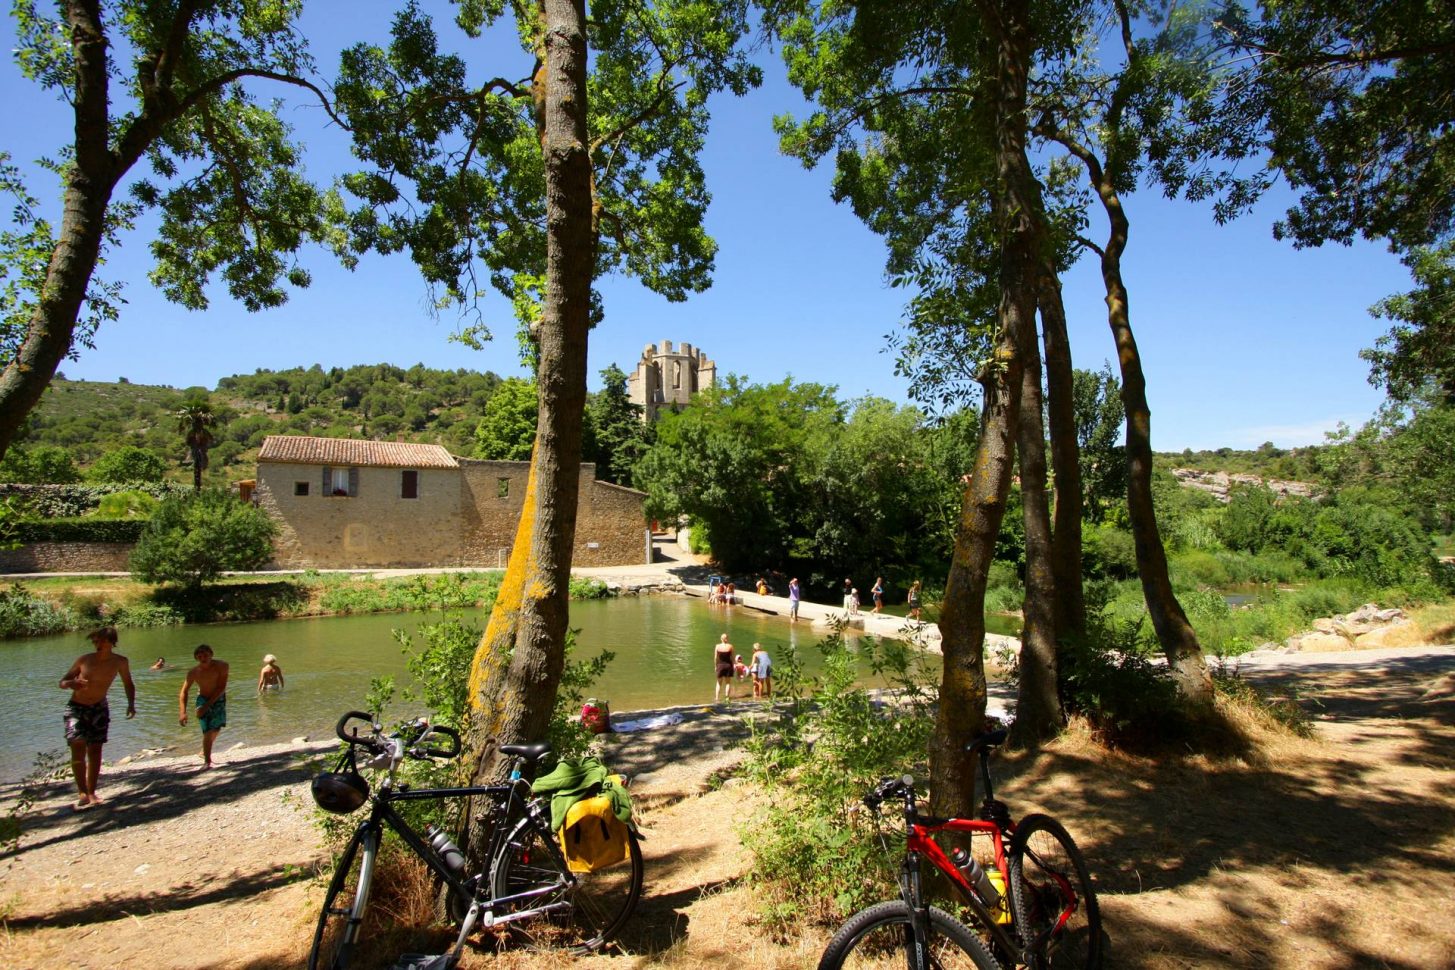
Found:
<box><xmin>401</xmin><ymin>469</ymin><xmax>419</xmax><ymax>499</ymax></box>
<box><xmin>294</xmin><ymin>481</ymin><xmax>310</xmax><ymax>497</ymax></box>
<box><xmin>323</xmin><ymin>465</ymin><xmax>359</xmax><ymax>497</ymax></box>
<box><xmin>497</xmin><ymin>477</ymin><xmax>510</xmax><ymax>498</ymax></box>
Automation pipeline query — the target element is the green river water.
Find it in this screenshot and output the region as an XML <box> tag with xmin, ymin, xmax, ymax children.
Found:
<box><xmin>0</xmin><ymin>597</ymin><xmax>1019</xmax><ymax>780</ymax></box>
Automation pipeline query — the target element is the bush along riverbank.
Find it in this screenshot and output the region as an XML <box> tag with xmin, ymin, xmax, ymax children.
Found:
<box><xmin>0</xmin><ymin>571</ymin><xmax>612</xmax><ymax>639</ymax></box>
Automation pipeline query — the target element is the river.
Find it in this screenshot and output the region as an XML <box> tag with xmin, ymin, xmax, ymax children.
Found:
<box><xmin>1</xmin><ymin>597</ymin><xmax>1016</xmax><ymax>780</ymax></box>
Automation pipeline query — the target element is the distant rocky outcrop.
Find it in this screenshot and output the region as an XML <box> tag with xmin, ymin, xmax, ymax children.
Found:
<box><xmin>1171</xmin><ymin>468</ymin><xmax>1318</xmax><ymax>503</ymax></box>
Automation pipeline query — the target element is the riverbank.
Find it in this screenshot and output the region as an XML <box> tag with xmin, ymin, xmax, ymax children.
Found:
<box><xmin>2</xmin><ymin>644</ymin><xmax>1453</xmax><ymax>968</ymax></box>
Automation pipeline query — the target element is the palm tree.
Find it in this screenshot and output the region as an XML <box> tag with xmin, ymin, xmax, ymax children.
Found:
<box><xmin>177</xmin><ymin>399</ymin><xmax>216</xmax><ymax>491</ymax></box>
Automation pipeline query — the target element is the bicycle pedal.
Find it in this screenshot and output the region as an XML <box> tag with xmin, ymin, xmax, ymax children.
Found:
<box><xmin>391</xmin><ymin>954</ymin><xmax>455</xmax><ymax>970</ymax></box>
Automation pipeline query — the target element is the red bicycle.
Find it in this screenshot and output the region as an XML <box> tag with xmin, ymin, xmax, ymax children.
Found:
<box><xmin>818</xmin><ymin>728</ymin><xmax>1102</xmax><ymax>970</ymax></box>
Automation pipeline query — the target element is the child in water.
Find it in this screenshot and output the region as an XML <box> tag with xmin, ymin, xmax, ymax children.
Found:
<box><xmin>257</xmin><ymin>654</ymin><xmax>284</xmax><ymax>692</ymax></box>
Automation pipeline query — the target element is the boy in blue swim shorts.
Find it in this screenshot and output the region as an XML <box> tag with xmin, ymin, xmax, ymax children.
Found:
<box><xmin>179</xmin><ymin>645</ymin><xmax>229</xmax><ymax>768</ymax></box>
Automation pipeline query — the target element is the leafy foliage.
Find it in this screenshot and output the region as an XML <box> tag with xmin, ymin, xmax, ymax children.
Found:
<box><xmin>87</xmin><ymin>446</ymin><xmax>168</xmax><ymax>484</ymax></box>
<box><xmin>0</xmin><ymin>583</ymin><xmax>78</xmax><ymax>638</ymax></box>
<box><xmin>129</xmin><ymin>490</ymin><xmax>278</xmax><ymax>588</ymax></box>
<box><xmin>473</xmin><ymin>378</ymin><xmax>539</xmax><ymax>461</ymax></box>
<box><xmin>743</xmin><ymin>632</ymin><xmax>939</xmax><ymax>927</ymax></box>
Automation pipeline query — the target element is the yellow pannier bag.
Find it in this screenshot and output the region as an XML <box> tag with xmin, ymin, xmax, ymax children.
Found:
<box><xmin>559</xmin><ymin>793</ymin><xmax>630</xmax><ymax>873</ymax></box>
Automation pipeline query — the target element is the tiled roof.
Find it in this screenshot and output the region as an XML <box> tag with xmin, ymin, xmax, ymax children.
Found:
<box><xmin>257</xmin><ymin>435</ymin><xmax>458</xmax><ymax>469</ymax></box>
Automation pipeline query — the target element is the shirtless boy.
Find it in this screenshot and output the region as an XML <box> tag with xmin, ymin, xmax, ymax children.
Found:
<box><xmin>60</xmin><ymin>627</ymin><xmax>136</xmax><ymax>809</ymax></box>
<box><xmin>179</xmin><ymin>645</ymin><xmax>229</xmax><ymax>768</ymax></box>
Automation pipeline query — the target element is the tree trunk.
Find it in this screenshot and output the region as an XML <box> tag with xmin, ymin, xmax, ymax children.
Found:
<box><xmin>1094</xmin><ymin>175</ymin><xmax>1212</xmax><ymax>707</ymax></box>
<box><xmin>465</xmin><ymin>0</ymin><xmax>595</xmax><ymax>820</ymax></box>
<box><xmin>1038</xmin><ymin>271</ymin><xmax>1085</xmax><ymax>639</ymax></box>
<box><xmin>1013</xmin><ymin>303</ymin><xmax>1062</xmax><ymax>744</ymax></box>
<box><xmin>928</xmin><ymin>340</ymin><xmax>1019</xmax><ymax>818</ymax></box>
<box><xmin>0</xmin><ymin>0</ymin><xmax>115</xmax><ymax>461</ymax></box>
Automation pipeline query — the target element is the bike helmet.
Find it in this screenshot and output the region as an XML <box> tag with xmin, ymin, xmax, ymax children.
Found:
<box><xmin>312</xmin><ymin>770</ymin><xmax>369</xmax><ymax>814</ymax></box>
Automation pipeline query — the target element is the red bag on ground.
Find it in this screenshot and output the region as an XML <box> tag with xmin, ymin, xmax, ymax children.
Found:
<box><xmin>581</xmin><ymin>699</ymin><xmax>611</xmax><ymax>735</ymax></box>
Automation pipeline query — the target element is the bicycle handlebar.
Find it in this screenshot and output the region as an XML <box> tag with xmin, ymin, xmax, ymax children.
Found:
<box><xmin>336</xmin><ymin>711</ymin><xmax>383</xmax><ymax>748</ymax></box>
<box><xmin>408</xmin><ymin>720</ymin><xmax>462</xmax><ymax>760</ymax></box>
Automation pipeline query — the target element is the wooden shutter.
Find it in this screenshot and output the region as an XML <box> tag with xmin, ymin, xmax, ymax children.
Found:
<box><xmin>348</xmin><ymin>466</ymin><xmax>360</xmax><ymax>497</ymax></box>
<box><xmin>402</xmin><ymin>469</ymin><xmax>419</xmax><ymax>499</ymax></box>
<box><xmin>322</xmin><ymin>466</ymin><xmax>331</xmax><ymax>496</ymax></box>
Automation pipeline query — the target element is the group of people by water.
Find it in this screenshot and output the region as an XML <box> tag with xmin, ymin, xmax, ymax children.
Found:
<box><xmin>712</xmin><ymin>633</ymin><xmax>772</xmax><ymax>701</ymax></box>
<box><xmin>59</xmin><ymin>627</ymin><xmax>285</xmax><ymax>810</ymax></box>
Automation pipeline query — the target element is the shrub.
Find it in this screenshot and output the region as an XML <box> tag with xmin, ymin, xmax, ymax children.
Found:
<box><xmin>0</xmin><ymin>584</ymin><xmax>79</xmax><ymax>638</ymax></box>
<box><xmin>92</xmin><ymin>490</ymin><xmax>159</xmax><ymax>519</ymax></box>
<box><xmin>109</xmin><ymin>602</ymin><xmax>184</xmax><ymax>628</ymax></box>
<box><xmin>130</xmin><ymin>489</ymin><xmax>278</xmax><ymax>587</ymax></box>
<box><xmin>743</xmin><ymin>633</ymin><xmax>939</xmax><ymax>928</ymax></box>
<box><xmin>15</xmin><ymin>518</ymin><xmax>147</xmax><ymax>543</ymax></box>
<box><xmin>1082</xmin><ymin>524</ymin><xmax>1137</xmax><ymax>580</ymax></box>
<box><xmin>88</xmin><ymin>445</ymin><xmax>168</xmax><ymax>484</ymax></box>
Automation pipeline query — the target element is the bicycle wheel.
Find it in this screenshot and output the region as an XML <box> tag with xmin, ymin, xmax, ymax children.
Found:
<box><xmin>1008</xmin><ymin>814</ymin><xmax>1102</xmax><ymax>970</ymax></box>
<box><xmin>817</xmin><ymin>900</ymin><xmax>999</xmax><ymax>969</ymax></box>
<box><xmin>310</xmin><ymin>827</ymin><xmax>379</xmax><ymax>970</ymax></box>
<box><xmin>489</xmin><ymin>816</ymin><xmax>643</xmax><ymax>952</ymax></box>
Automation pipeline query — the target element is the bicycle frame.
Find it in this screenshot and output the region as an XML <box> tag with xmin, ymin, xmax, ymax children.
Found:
<box><xmin>898</xmin><ymin>815</ymin><xmax>1024</xmax><ymax>965</ymax></box>
<box><xmin>338</xmin><ymin>779</ymin><xmax>581</xmax><ymax>951</ymax></box>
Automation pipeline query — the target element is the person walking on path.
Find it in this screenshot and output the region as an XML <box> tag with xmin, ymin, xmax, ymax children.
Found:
<box><xmin>907</xmin><ymin>580</ymin><xmax>923</xmax><ymax>621</ymax></box>
<box><xmin>871</xmin><ymin>577</ymin><xmax>884</xmax><ymax>614</ymax></box>
<box><xmin>849</xmin><ymin>588</ymin><xmax>861</xmax><ymax>615</ymax></box>
<box><xmin>751</xmin><ymin>643</ymin><xmax>773</xmax><ymax>698</ymax></box>
<box><xmin>180</xmin><ymin>645</ymin><xmax>229</xmax><ymax>768</ymax></box>
<box><xmin>713</xmin><ymin>633</ymin><xmax>736</xmax><ymax>702</ymax></box>
<box><xmin>60</xmin><ymin>627</ymin><xmax>136</xmax><ymax>809</ymax></box>
<box><xmin>788</xmin><ymin>578</ymin><xmax>801</xmax><ymax>623</ymax></box>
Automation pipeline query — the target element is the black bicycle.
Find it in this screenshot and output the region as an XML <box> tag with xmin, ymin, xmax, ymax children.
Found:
<box><xmin>309</xmin><ymin>711</ymin><xmax>643</xmax><ymax>970</ymax></box>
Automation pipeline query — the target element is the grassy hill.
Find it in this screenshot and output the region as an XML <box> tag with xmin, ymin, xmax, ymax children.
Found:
<box><xmin>6</xmin><ymin>364</ymin><xmax>505</xmax><ymax>486</ymax></box>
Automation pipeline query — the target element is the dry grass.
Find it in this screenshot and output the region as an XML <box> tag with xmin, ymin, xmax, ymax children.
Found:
<box><xmin>1411</xmin><ymin>600</ymin><xmax>1455</xmax><ymax>645</ymax></box>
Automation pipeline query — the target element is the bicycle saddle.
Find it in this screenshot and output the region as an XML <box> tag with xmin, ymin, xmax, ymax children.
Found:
<box><xmin>500</xmin><ymin>741</ymin><xmax>553</xmax><ymax>763</ymax></box>
<box><xmin>965</xmin><ymin>728</ymin><xmax>1008</xmax><ymax>754</ymax></box>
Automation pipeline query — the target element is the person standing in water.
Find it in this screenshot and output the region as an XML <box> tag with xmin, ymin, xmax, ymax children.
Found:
<box><xmin>60</xmin><ymin>627</ymin><xmax>136</xmax><ymax>809</ymax></box>
<box><xmin>257</xmin><ymin>653</ymin><xmax>284</xmax><ymax>692</ymax></box>
<box><xmin>713</xmin><ymin>633</ymin><xmax>736</xmax><ymax>702</ymax></box>
<box><xmin>179</xmin><ymin>645</ymin><xmax>229</xmax><ymax>768</ymax></box>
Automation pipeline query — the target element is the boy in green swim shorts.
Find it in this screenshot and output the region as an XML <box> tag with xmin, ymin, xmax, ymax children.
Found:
<box><xmin>179</xmin><ymin>644</ymin><xmax>229</xmax><ymax>768</ymax></box>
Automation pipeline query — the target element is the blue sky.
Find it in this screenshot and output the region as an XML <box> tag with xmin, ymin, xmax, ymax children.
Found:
<box><xmin>0</xmin><ymin>4</ymin><xmax>1411</xmax><ymax>451</ymax></box>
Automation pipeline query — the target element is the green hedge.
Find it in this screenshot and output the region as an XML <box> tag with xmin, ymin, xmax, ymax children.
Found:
<box><xmin>15</xmin><ymin>518</ymin><xmax>147</xmax><ymax>543</ymax></box>
<box><xmin>0</xmin><ymin>482</ymin><xmax>188</xmax><ymax>519</ymax></box>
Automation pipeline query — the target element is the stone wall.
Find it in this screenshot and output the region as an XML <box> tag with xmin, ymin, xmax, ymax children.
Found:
<box><xmin>458</xmin><ymin>460</ymin><xmax>648</xmax><ymax>568</ymax></box>
<box><xmin>257</xmin><ymin>461</ymin><xmax>467</xmax><ymax>568</ymax></box>
<box><xmin>0</xmin><ymin>542</ymin><xmax>135</xmax><ymax>573</ymax></box>
<box><xmin>256</xmin><ymin>457</ymin><xmax>649</xmax><ymax>570</ymax></box>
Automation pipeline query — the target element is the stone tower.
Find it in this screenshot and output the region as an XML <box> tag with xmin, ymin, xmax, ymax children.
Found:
<box><xmin>626</xmin><ymin>340</ymin><xmax>716</xmax><ymax>422</ymax></box>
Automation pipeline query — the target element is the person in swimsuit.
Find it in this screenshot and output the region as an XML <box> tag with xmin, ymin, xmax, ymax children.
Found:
<box><xmin>872</xmin><ymin>577</ymin><xmax>884</xmax><ymax>614</ymax></box>
<box><xmin>751</xmin><ymin>643</ymin><xmax>773</xmax><ymax>699</ymax></box>
<box><xmin>713</xmin><ymin>633</ymin><xmax>736</xmax><ymax>702</ymax></box>
<box><xmin>150</xmin><ymin>657</ymin><xmax>166</xmax><ymax>670</ymax></box>
<box><xmin>257</xmin><ymin>653</ymin><xmax>284</xmax><ymax>692</ymax></box>
<box><xmin>60</xmin><ymin>627</ymin><xmax>136</xmax><ymax>809</ymax></box>
<box><xmin>179</xmin><ymin>645</ymin><xmax>229</xmax><ymax>768</ymax></box>
<box><xmin>788</xmin><ymin>578</ymin><xmax>801</xmax><ymax>623</ymax></box>
<box><xmin>907</xmin><ymin>580</ymin><xmax>923</xmax><ymax>621</ymax></box>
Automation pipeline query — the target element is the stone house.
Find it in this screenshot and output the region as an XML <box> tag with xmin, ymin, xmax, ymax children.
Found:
<box><xmin>255</xmin><ymin>435</ymin><xmax>649</xmax><ymax>569</ymax></box>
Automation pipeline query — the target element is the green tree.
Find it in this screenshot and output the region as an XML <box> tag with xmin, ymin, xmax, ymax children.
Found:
<box><xmin>0</xmin><ymin>443</ymin><xmax>80</xmax><ymax>483</ymax></box>
<box><xmin>0</xmin><ymin>1</ymin><xmax>351</xmax><ymax>462</ymax></box>
<box><xmin>1073</xmin><ymin>365</ymin><xmax>1127</xmax><ymax>522</ymax></box>
<box><xmin>636</xmin><ymin>377</ymin><xmax>842</xmax><ymax>570</ymax></box>
<box><xmin>329</xmin><ymin>0</ymin><xmax>759</xmax><ymax>802</ymax></box>
<box><xmin>473</xmin><ymin>378</ymin><xmax>539</xmax><ymax>461</ymax></box>
<box><xmin>130</xmin><ymin>489</ymin><xmax>277</xmax><ymax>588</ymax></box>
<box><xmin>587</xmin><ymin>364</ymin><xmax>650</xmax><ymax>486</ymax></box>
<box><xmin>88</xmin><ymin>445</ymin><xmax>167</xmax><ymax>484</ymax></box>
<box><xmin>176</xmin><ymin>398</ymin><xmax>217</xmax><ymax>491</ymax></box>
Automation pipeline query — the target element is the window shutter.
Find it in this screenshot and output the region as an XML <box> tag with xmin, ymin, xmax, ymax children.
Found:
<box><xmin>322</xmin><ymin>466</ymin><xmax>331</xmax><ymax>496</ymax></box>
<box><xmin>348</xmin><ymin>466</ymin><xmax>360</xmax><ymax>497</ymax></box>
<box><xmin>402</xmin><ymin>469</ymin><xmax>419</xmax><ymax>499</ymax></box>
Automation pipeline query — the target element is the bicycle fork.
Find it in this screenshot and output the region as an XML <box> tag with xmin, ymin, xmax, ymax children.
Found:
<box><xmin>899</xmin><ymin>851</ymin><xmax>934</xmax><ymax>970</ymax></box>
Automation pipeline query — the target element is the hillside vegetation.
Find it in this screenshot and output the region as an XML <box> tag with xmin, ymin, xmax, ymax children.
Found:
<box><xmin>2</xmin><ymin>366</ymin><xmax>506</xmax><ymax>486</ymax></box>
